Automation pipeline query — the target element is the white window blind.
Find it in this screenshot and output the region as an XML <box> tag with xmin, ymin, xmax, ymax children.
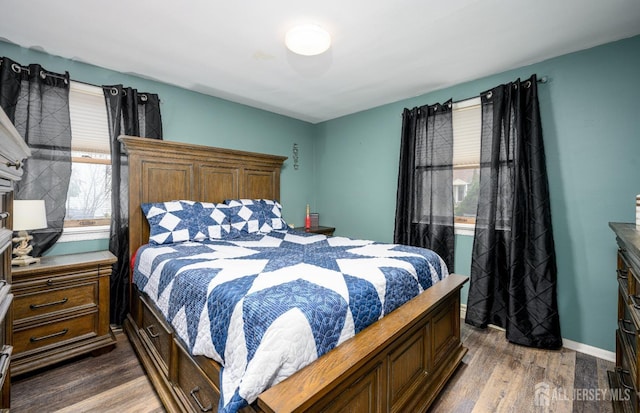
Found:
<box><xmin>452</xmin><ymin>97</ymin><xmax>481</xmax><ymax>167</ymax></box>
<box><xmin>69</xmin><ymin>81</ymin><xmax>110</xmax><ymax>154</ymax></box>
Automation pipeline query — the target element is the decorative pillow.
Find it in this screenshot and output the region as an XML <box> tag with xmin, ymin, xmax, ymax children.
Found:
<box><xmin>224</xmin><ymin>199</ymin><xmax>267</xmax><ymax>233</ymax></box>
<box><xmin>141</xmin><ymin>200</ymin><xmax>196</xmax><ymax>245</ymax></box>
<box><xmin>188</xmin><ymin>201</ymin><xmax>233</xmax><ymax>240</ymax></box>
<box><xmin>259</xmin><ymin>199</ymin><xmax>287</xmax><ymax>231</ymax></box>
<box><xmin>141</xmin><ymin>200</ymin><xmax>232</xmax><ymax>245</ymax></box>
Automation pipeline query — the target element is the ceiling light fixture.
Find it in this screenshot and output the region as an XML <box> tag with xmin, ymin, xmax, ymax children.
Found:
<box><xmin>285</xmin><ymin>24</ymin><xmax>331</xmax><ymax>56</ymax></box>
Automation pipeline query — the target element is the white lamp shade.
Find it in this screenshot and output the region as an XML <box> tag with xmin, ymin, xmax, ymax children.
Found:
<box><xmin>13</xmin><ymin>200</ymin><xmax>47</xmax><ymax>231</ymax></box>
<box><xmin>285</xmin><ymin>25</ymin><xmax>331</xmax><ymax>56</ymax></box>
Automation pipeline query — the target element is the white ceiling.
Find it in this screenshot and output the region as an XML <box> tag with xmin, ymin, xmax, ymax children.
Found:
<box><xmin>2</xmin><ymin>0</ymin><xmax>640</xmax><ymax>123</ymax></box>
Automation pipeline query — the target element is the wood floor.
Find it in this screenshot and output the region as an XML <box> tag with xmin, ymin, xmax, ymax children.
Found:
<box><xmin>11</xmin><ymin>324</ymin><xmax>615</xmax><ymax>413</ymax></box>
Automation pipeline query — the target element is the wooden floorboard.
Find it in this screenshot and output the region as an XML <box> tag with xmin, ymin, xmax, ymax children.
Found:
<box><xmin>9</xmin><ymin>323</ymin><xmax>615</xmax><ymax>412</ymax></box>
<box><xmin>429</xmin><ymin>325</ymin><xmax>614</xmax><ymax>413</ymax></box>
<box><xmin>11</xmin><ymin>330</ymin><xmax>163</xmax><ymax>413</ymax></box>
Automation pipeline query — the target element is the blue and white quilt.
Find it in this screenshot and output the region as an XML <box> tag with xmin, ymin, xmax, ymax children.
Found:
<box><xmin>133</xmin><ymin>230</ymin><xmax>448</xmax><ymax>413</ymax></box>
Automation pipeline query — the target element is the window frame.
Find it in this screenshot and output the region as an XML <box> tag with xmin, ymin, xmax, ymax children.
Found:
<box><xmin>58</xmin><ymin>81</ymin><xmax>111</xmax><ymax>243</ymax></box>
<box><xmin>452</xmin><ymin>97</ymin><xmax>481</xmax><ymax>235</ymax></box>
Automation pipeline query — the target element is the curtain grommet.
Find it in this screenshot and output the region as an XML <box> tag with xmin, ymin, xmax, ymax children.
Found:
<box><xmin>110</xmin><ymin>87</ymin><xmax>119</xmax><ymax>96</ymax></box>
<box><xmin>140</xmin><ymin>94</ymin><xmax>148</xmax><ymax>102</ymax></box>
<box><xmin>11</xmin><ymin>63</ymin><xmax>21</xmax><ymax>74</ymax></box>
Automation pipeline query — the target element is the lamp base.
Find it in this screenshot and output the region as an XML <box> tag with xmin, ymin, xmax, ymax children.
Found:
<box><xmin>12</xmin><ymin>255</ymin><xmax>40</xmax><ymax>267</ymax></box>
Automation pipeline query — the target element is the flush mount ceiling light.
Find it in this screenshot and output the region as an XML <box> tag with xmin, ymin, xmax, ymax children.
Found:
<box><xmin>285</xmin><ymin>24</ymin><xmax>331</xmax><ymax>56</ymax></box>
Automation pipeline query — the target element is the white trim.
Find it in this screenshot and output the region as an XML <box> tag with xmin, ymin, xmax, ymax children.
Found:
<box><xmin>459</xmin><ymin>304</ymin><xmax>615</xmax><ymax>362</ymax></box>
<box><xmin>562</xmin><ymin>338</ymin><xmax>616</xmax><ymax>362</ymax></box>
<box><xmin>454</xmin><ymin>223</ymin><xmax>475</xmax><ymax>236</ymax></box>
<box><xmin>57</xmin><ymin>225</ymin><xmax>110</xmax><ymax>243</ymax></box>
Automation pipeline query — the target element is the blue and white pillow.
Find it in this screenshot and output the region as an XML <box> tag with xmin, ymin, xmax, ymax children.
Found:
<box><xmin>142</xmin><ymin>200</ymin><xmax>233</xmax><ymax>245</ymax></box>
<box><xmin>188</xmin><ymin>201</ymin><xmax>233</xmax><ymax>240</ymax></box>
<box><xmin>259</xmin><ymin>199</ymin><xmax>287</xmax><ymax>231</ymax></box>
<box><xmin>141</xmin><ymin>201</ymin><xmax>196</xmax><ymax>245</ymax></box>
<box><xmin>224</xmin><ymin>199</ymin><xmax>266</xmax><ymax>234</ymax></box>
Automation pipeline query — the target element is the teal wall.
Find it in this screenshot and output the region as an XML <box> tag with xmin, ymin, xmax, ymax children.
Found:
<box><xmin>3</xmin><ymin>35</ymin><xmax>639</xmax><ymax>351</ymax></box>
<box><xmin>0</xmin><ymin>41</ymin><xmax>317</xmax><ymax>256</ymax></box>
<box><xmin>314</xmin><ymin>35</ymin><xmax>640</xmax><ymax>352</ymax></box>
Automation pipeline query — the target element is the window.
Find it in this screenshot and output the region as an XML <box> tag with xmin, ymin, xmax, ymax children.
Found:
<box><xmin>60</xmin><ymin>82</ymin><xmax>111</xmax><ymax>242</ymax></box>
<box><xmin>452</xmin><ymin>97</ymin><xmax>481</xmax><ymax>230</ymax></box>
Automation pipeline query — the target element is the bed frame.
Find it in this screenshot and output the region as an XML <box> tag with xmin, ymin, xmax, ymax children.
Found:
<box><xmin>120</xmin><ymin>135</ymin><xmax>468</xmax><ymax>413</ymax></box>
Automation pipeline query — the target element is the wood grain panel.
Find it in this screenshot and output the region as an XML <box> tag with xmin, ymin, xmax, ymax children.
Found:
<box><xmin>142</xmin><ymin>161</ymin><xmax>194</xmax><ymax>203</ymax></box>
<box><xmin>320</xmin><ymin>363</ymin><xmax>382</xmax><ymax>413</ymax></box>
<box><xmin>244</xmin><ymin>170</ymin><xmax>276</xmax><ymax>200</ymax></box>
<box><xmin>200</xmin><ymin>165</ymin><xmax>239</xmax><ymax>202</ymax></box>
<box><xmin>432</xmin><ymin>300</ymin><xmax>458</xmax><ymax>367</ymax></box>
<box><xmin>388</xmin><ymin>328</ymin><xmax>425</xmax><ymax>406</ymax></box>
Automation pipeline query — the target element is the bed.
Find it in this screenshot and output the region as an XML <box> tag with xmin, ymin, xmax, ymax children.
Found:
<box><xmin>120</xmin><ymin>136</ymin><xmax>468</xmax><ymax>413</ymax></box>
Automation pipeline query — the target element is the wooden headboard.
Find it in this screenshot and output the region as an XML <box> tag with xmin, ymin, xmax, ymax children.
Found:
<box><xmin>119</xmin><ymin>135</ymin><xmax>287</xmax><ymax>258</ymax></box>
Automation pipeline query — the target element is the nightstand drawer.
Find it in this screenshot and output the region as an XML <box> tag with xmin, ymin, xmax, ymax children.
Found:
<box><xmin>14</xmin><ymin>281</ymin><xmax>98</xmax><ymax>322</ymax></box>
<box><xmin>13</xmin><ymin>312</ymin><xmax>98</xmax><ymax>354</ymax></box>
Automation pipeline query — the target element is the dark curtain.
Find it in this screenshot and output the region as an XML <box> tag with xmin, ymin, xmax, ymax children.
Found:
<box><xmin>465</xmin><ymin>75</ymin><xmax>561</xmax><ymax>349</ymax></box>
<box><xmin>0</xmin><ymin>57</ymin><xmax>72</xmax><ymax>257</ymax></box>
<box><xmin>394</xmin><ymin>101</ymin><xmax>455</xmax><ymax>270</ymax></box>
<box><xmin>103</xmin><ymin>85</ymin><xmax>163</xmax><ymax>325</ymax></box>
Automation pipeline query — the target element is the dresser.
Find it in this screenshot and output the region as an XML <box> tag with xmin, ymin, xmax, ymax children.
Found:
<box><xmin>609</xmin><ymin>222</ymin><xmax>640</xmax><ymax>412</ymax></box>
<box><xmin>11</xmin><ymin>251</ymin><xmax>117</xmax><ymax>376</ymax></box>
<box><xmin>0</xmin><ymin>107</ymin><xmax>31</xmax><ymax>408</ymax></box>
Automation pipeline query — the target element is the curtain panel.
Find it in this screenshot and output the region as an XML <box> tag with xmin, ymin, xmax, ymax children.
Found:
<box><xmin>394</xmin><ymin>101</ymin><xmax>455</xmax><ymax>271</ymax></box>
<box><xmin>465</xmin><ymin>75</ymin><xmax>561</xmax><ymax>349</ymax></box>
<box><xmin>0</xmin><ymin>57</ymin><xmax>72</xmax><ymax>257</ymax></box>
<box><xmin>103</xmin><ymin>85</ymin><xmax>163</xmax><ymax>325</ymax></box>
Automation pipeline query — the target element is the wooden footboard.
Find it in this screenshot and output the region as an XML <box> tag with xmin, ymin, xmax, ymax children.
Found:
<box><xmin>124</xmin><ymin>274</ymin><xmax>467</xmax><ymax>413</ymax></box>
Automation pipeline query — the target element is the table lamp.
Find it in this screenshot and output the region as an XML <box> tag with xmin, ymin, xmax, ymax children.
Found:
<box><xmin>12</xmin><ymin>199</ymin><xmax>47</xmax><ymax>266</ymax></box>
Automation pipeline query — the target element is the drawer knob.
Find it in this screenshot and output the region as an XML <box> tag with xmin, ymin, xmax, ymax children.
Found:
<box><xmin>618</xmin><ymin>368</ymin><xmax>635</xmax><ymax>390</ymax></box>
<box><xmin>0</xmin><ymin>352</ymin><xmax>8</xmax><ymax>379</ymax></box>
<box><xmin>189</xmin><ymin>386</ymin><xmax>213</xmax><ymax>412</ymax></box>
<box><xmin>46</xmin><ymin>279</ymin><xmax>54</xmax><ymax>286</ymax></box>
<box><xmin>146</xmin><ymin>324</ymin><xmax>160</xmax><ymax>339</ymax></box>
<box><xmin>617</xmin><ymin>269</ymin><xmax>629</xmax><ymax>280</ymax></box>
<box><xmin>619</xmin><ymin>319</ymin><xmax>636</xmax><ymax>335</ymax></box>
<box><xmin>30</xmin><ymin>328</ymin><xmax>69</xmax><ymax>343</ymax></box>
<box><xmin>30</xmin><ymin>297</ymin><xmax>68</xmax><ymax>310</ymax></box>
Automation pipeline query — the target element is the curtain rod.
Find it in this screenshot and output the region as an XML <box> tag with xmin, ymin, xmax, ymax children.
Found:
<box><xmin>0</xmin><ymin>58</ymin><xmax>160</xmax><ymax>101</ymax></box>
<box><xmin>0</xmin><ymin>58</ymin><xmax>98</xmax><ymax>88</ymax></box>
<box><xmin>0</xmin><ymin>57</ymin><xmax>69</xmax><ymax>83</ymax></box>
<box><xmin>452</xmin><ymin>75</ymin><xmax>548</xmax><ymax>105</ymax></box>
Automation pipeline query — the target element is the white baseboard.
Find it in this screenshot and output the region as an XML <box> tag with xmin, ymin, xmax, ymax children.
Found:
<box><xmin>459</xmin><ymin>304</ymin><xmax>615</xmax><ymax>362</ymax></box>
<box><xmin>562</xmin><ymin>338</ymin><xmax>615</xmax><ymax>362</ymax></box>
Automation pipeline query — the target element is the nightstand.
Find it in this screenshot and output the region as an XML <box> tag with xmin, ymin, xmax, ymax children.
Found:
<box><xmin>11</xmin><ymin>251</ymin><xmax>117</xmax><ymax>376</ymax></box>
<box><xmin>293</xmin><ymin>226</ymin><xmax>336</xmax><ymax>236</ymax></box>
